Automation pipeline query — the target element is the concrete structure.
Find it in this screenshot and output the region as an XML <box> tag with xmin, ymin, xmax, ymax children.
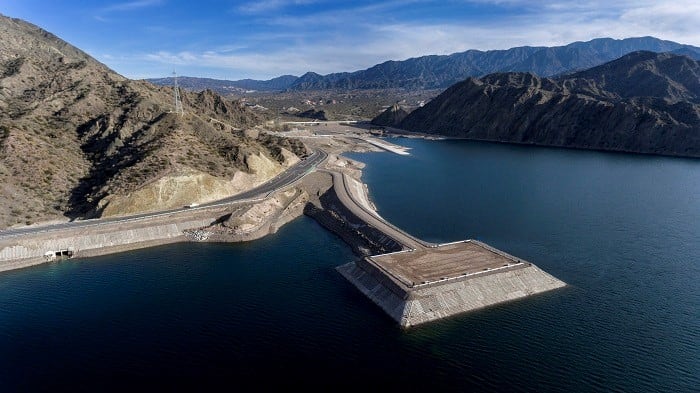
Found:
<box><xmin>338</xmin><ymin>240</ymin><xmax>565</xmax><ymax>327</ymax></box>
<box><xmin>363</xmin><ymin>137</ymin><xmax>410</xmax><ymax>155</ymax></box>
<box><xmin>0</xmin><ymin>151</ymin><xmax>327</xmax><ymax>273</ymax></box>
<box><xmin>329</xmin><ymin>168</ymin><xmax>566</xmax><ymax>327</ymax></box>
<box><xmin>0</xmin><ymin>213</ymin><xmax>217</xmax><ymax>272</ymax></box>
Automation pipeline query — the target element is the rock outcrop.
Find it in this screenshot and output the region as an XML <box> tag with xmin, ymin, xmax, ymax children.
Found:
<box><xmin>297</xmin><ymin>109</ymin><xmax>327</xmax><ymax>120</ymax></box>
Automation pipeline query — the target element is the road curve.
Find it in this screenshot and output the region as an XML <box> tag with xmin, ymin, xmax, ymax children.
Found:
<box><xmin>0</xmin><ymin>150</ymin><xmax>327</xmax><ymax>240</ymax></box>
<box><xmin>323</xmin><ymin>169</ymin><xmax>433</xmax><ymax>250</ymax></box>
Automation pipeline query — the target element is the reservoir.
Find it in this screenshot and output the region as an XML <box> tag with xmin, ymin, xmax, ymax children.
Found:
<box><xmin>1</xmin><ymin>138</ymin><xmax>699</xmax><ymax>391</ymax></box>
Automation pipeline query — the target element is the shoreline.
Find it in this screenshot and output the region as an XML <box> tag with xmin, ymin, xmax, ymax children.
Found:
<box><xmin>383</xmin><ymin>126</ymin><xmax>700</xmax><ymax>160</ymax></box>
<box><xmin>0</xmin><ymin>153</ymin><xmax>376</xmax><ymax>274</ymax></box>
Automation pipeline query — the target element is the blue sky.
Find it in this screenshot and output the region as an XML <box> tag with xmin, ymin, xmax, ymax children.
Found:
<box><xmin>2</xmin><ymin>1</ymin><xmax>699</xmax><ymax>80</ymax></box>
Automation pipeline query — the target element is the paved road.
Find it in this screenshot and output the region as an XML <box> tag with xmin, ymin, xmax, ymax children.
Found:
<box><xmin>324</xmin><ymin>169</ymin><xmax>433</xmax><ymax>250</ymax></box>
<box><xmin>0</xmin><ymin>150</ymin><xmax>327</xmax><ymax>240</ymax></box>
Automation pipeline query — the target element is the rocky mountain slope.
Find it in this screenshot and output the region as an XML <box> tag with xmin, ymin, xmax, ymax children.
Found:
<box><xmin>371</xmin><ymin>104</ymin><xmax>409</xmax><ymax>127</ymax></box>
<box><xmin>149</xmin><ymin>37</ymin><xmax>700</xmax><ymax>92</ymax></box>
<box><xmin>397</xmin><ymin>51</ymin><xmax>700</xmax><ymax>157</ymax></box>
<box><xmin>0</xmin><ymin>15</ymin><xmax>307</xmax><ymax>229</ymax></box>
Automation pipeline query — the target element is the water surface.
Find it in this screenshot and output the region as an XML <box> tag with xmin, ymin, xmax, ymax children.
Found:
<box><xmin>1</xmin><ymin>139</ymin><xmax>698</xmax><ymax>392</ymax></box>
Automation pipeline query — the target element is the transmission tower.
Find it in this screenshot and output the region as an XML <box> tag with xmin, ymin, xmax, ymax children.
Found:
<box><xmin>172</xmin><ymin>71</ymin><xmax>184</xmax><ymax>116</ymax></box>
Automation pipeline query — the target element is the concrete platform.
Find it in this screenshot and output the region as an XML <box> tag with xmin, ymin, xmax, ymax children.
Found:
<box><xmin>338</xmin><ymin>240</ymin><xmax>566</xmax><ymax>327</ymax></box>
<box><xmin>368</xmin><ymin>240</ymin><xmax>529</xmax><ymax>287</ymax></box>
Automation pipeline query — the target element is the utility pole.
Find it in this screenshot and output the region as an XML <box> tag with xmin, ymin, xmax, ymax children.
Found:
<box><xmin>173</xmin><ymin>71</ymin><xmax>183</xmax><ymax>116</ymax></box>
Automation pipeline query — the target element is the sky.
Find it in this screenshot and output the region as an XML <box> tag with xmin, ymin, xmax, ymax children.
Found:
<box><xmin>2</xmin><ymin>0</ymin><xmax>700</xmax><ymax>80</ymax></box>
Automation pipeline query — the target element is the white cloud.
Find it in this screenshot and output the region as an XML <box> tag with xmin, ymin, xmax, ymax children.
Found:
<box><xmin>95</xmin><ymin>0</ymin><xmax>165</xmax><ymax>22</ymax></box>
<box><xmin>237</xmin><ymin>0</ymin><xmax>321</xmax><ymax>14</ymax></box>
<box><xmin>103</xmin><ymin>0</ymin><xmax>164</xmax><ymax>12</ymax></box>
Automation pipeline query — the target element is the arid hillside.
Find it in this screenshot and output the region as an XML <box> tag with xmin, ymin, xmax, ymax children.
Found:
<box><xmin>399</xmin><ymin>51</ymin><xmax>700</xmax><ymax>157</ymax></box>
<box><xmin>0</xmin><ymin>15</ymin><xmax>307</xmax><ymax>228</ymax></box>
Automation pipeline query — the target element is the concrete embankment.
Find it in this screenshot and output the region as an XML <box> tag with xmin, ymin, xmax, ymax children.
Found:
<box><xmin>337</xmin><ymin>241</ymin><xmax>566</xmax><ymax>327</ymax></box>
<box><xmin>0</xmin><ymin>170</ymin><xmax>336</xmax><ymax>273</ymax></box>
<box><xmin>0</xmin><ymin>210</ymin><xmax>224</xmax><ymax>273</ymax></box>
<box><xmin>301</xmin><ymin>167</ymin><xmax>566</xmax><ymax>327</ymax></box>
<box><xmin>362</xmin><ymin>137</ymin><xmax>410</xmax><ymax>155</ymax></box>
<box><xmin>304</xmin><ymin>176</ymin><xmax>404</xmax><ymax>256</ymax></box>
<box><xmin>317</xmin><ymin>160</ymin><xmax>566</xmax><ymax>327</ymax></box>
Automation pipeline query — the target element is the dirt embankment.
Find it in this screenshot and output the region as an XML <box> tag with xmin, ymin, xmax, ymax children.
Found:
<box><xmin>299</xmin><ymin>155</ymin><xmax>402</xmax><ymax>256</ymax></box>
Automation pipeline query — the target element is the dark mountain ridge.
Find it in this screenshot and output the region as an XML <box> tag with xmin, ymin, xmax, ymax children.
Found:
<box><xmin>148</xmin><ymin>37</ymin><xmax>700</xmax><ymax>93</ymax></box>
<box><xmin>397</xmin><ymin>51</ymin><xmax>700</xmax><ymax>157</ymax></box>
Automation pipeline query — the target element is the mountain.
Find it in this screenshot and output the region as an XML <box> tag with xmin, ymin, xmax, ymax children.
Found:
<box><xmin>290</xmin><ymin>37</ymin><xmax>700</xmax><ymax>90</ymax></box>
<box><xmin>397</xmin><ymin>51</ymin><xmax>700</xmax><ymax>157</ymax></box>
<box><xmin>0</xmin><ymin>14</ymin><xmax>307</xmax><ymax>229</ymax></box>
<box><xmin>371</xmin><ymin>104</ymin><xmax>409</xmax><ymax>127</ymax></box>
<box><xmin>147</xmin><ymin>37</ymin><xmax>700</xmax><ymax>93</ymax></box>
<box><xmin>147</xmin><ymin>75</ymin><xmax>299</xmax><ymax>94</ymax></box>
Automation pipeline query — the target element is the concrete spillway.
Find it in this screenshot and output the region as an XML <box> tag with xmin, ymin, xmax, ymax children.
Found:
<box><xmin>329</xmin><ymin>170</ymin><xmax>566</xmax><ymax>327</ymax></box>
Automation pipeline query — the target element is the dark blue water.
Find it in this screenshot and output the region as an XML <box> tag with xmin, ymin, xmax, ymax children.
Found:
<box><xmin>1</xmin><ymin>139</ymin><xmax>698</xmax><ymax>392</ymax></box>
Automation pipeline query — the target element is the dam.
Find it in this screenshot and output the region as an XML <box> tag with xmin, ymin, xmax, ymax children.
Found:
<box><xmin>328</xmin><ymin>168</ymin><xmax>566</xmax><ymax>327</ymax></box>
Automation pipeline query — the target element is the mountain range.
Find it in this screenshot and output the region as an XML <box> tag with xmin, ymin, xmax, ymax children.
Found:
<box><xmin>394</xmin><ymin>51</ymin><xmax>700</xmax><ymax>157</ymax></box>
<box><xmin>3</xmin><ymin>11</ymin><xmax>700</xmax><ymax>228</ymax></box>
<box><xmin>147</xmin><ymin>75</ymin><xmax>299</xmax><ymax>94</ymax></box>
<box><xmin>0</xmin><ymin>14</ymin><xmax>305</xmax><ymax>229</ymax></box>
<box><xmin>148</xmin><ymin>37</ymin><xmax>700</xmax><ymax>92</ymax></box>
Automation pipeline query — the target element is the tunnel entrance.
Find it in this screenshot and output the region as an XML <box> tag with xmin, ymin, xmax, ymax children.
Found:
<box><xmin>44</xmin><ymin>248</ymin><xmax>75</xmax><ymax>261</ymax></box>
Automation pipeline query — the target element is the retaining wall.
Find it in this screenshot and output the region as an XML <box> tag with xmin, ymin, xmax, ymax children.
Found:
<box><xmin>338</xmin><ymin>259</ymin><xmax>565</xmax><ymax>327</ymax></box>
<box><xmin>0</xmin><ymin>214</ymin><xmax>218</xmax><ymax>273</ymax></box>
